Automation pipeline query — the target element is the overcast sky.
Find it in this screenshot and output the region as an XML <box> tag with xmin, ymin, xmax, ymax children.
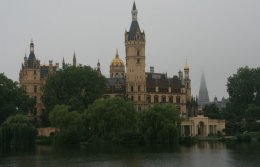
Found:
<box><xmin>0</xmin><ymin>0</ymin><xmax>259</xmax><ymax>101</ymax></box>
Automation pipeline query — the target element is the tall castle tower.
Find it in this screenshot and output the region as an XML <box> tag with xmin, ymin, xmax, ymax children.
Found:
<box><xmin>184</xmin><ymin>61</ymin><xmax>191</xmax><ymax>102</ymax></box>
<box><xmin>19</xmin><ymin>40</ymin><xmax>42</xmax><ymax>116</ymax></box>
<box><xmin>19</xmin><ymin>40</ymin><xmax>57</xmax><ymax>118</ymax></box>
<box><xmin>125</xmin><ymin>2</ymin><xmax>146</xmax><ymax>111</ymax></box>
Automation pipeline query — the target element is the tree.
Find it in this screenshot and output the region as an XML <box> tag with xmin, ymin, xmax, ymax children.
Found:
<box><xmin>0</xmin><ymin>73</ymin><xmax>35</xmax><ymax>125</ymax></box>
<box><xmin>0</xmin><ymin>114</ymin><xmax>37</xmax><ymax>148</ymax></box>
<box><xmin>42</xmin><ymin>66</ymin><xmax>106</xmax><ymax>124</ymax></box>
<box><xmin>49</xmin><ymin>105</ymin><xmax>83</xmax><ymax>144</ymax></box>
<box><xmin>203</xmin><ymin>104</ymin><xmax>222</xmax><ymax>119</ymax></box>
<box><xmin>227</xmin><ymin>67</ymin><xmax>260</xmax><ymax>108</ymax></box>
<box><xmin>225</xmin><ymin>67</ymin><xmax>260</xmax><ymax>134</ymax></box>
<box><xmin>83</xmin><ymin>97</ymin><xmax>137</xmax><ymax>144</ymax></box>
<box><xmin>138</xmin><ymin>104</ymin><xmax>180</xmax><ymax>145</ymax></box>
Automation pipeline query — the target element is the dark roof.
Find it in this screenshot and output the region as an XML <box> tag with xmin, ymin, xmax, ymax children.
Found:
<box><xmin>40</xmin><ymin>66</ymin><xmax>49</xmax><ymax>79</ymax></box>
<box><xmin>146</xmin><ymin>73</ymin><xmax>182</xmax><ymax>93</ymax></box>
<box><xmin>128</xmin><ymin>21</ymin><xmax>141</xmax><ymax>40</ymax></box>
<box><xmin>107</xmin><ymin>78</ymin><xmax>125</xmax><ymax>86</ymax></box>
<box><xmin>132</xmin><ymin>2</ymin><xmax>136</xmax><ymax>10</ymax></box>
<box><xmin>106</xmin><ymin>78</ymin><xmax>126</xmax><ymax>94</ymax></box>
<box><xmin>27</xmin><ymin>52</ymin><xmax>36</xmax><ymax>68</ymax></box>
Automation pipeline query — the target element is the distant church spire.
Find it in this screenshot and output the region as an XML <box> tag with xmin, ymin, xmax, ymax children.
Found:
<box><xmin>198</xmin><ymin>72</ymin><xmax>210</xmax><ymax>105</ymax></box>
<box><xmin>73</xmin><ymin>51</ymin><xmax>76</xmax><ymax>67</ymax></box>
<box><xmin>62</xmin><ymin>57</ymin><xmax>65</xmax><ymax>69</ymax></box>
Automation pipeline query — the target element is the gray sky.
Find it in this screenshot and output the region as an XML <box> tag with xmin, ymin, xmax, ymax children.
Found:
<box><xmin>1</xmin><ymin>0</ymin><xmax>260</xmax><ymax>101</ymax></box>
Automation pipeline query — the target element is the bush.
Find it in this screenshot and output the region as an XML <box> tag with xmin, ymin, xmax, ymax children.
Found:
<box><xmin>0</xmin><ymin>114</ymin><xmax>37</xmax><ymax>148</ymax></box>
<box><xmin>236</xmin><ymin>132</ymin><xmax>252</xmax><ymax>142</ymax></box>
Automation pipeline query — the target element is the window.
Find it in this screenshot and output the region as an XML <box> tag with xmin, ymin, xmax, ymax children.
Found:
<box><xmin>137</xmin><ymin>59</ymin><xmax>140</xmax><ymax>64</ymax></box>
<box><xmin>131</xmin><ymin>96</ymin><xmax>134</xmax><ymax>101</ymax></box>
<box><xmin>138</xmin><ymin>85</ymin><xmax>141</xmax><ymax>92</ymax></box>
<box><xmin>176</xmin><ymin>96</ymin><xmax>180</xmax><ymax>104</ymax></box>
<box><xmin>154</xmin><ymin>95</ymin><xmax>159</xmax><ymax>103</ymax></box>
<box><xmin>169</xmin><ymin>96</ymin><xmax>173</xmax><ymax>103</ymax></box>
<box><xmin>162</xmin><ymin>96</ymin><xmax>166</xmax><ymax>103</ymax></box>
<box><xmin>34</xmin><ymin>86</ymin><xmax>37</xmax><ymax>93</ymax></box>
<box><xmin>138</xmin><ymin>96</ymin><xmax>141</xmax><ymax>101</ymax></box>
<box><xmin>147</xmin><ymin>96</ymin><xmax>151</xmax><ymax>103</ymax></box>
<box><xmin>131</xmin><ymin>86</ymin><xmax>134</xmax><ymax>92</ymax></box>
<box><xmin>137</xmin><ymin>50</ymin><xmax>140</xmax><ymax>56</ymax></box>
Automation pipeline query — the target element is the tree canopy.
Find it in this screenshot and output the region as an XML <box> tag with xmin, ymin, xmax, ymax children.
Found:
<box><xmin>138</xmin><ymin>104</ymin><xmax>180</xmax><ymax>145</ymax></box>
<box><xmin>0</xmin><ymin>73</ymin><xmax>35</xmax><ymax>125</ymax></box>
<box><xmin>42</xmin><ymin>66</ymin><xmax>107</xmax><ymax>112</ymax></box>
<box><xmin>49</xmin><ymin>105</ymin><xmax>83</xmax><ymax>144</ymax></box>
<box><xmin>225</xmin><ymin>67</ymin><xmax>260</xmax><ymax>134</ymax></box>
<box><xmin>0</xmin><ymin>114</ymin><xmax>37</xmax><ymax>148</ymax></box>
<box><xmin>227</xmin><ymin>67</ymin><xmax>260</xmax><ymax>108</ymax></box>
<box><xmin>83</xmin><ymin>97</ymin><xmax>137</xmax><ymax>144</ymax></box>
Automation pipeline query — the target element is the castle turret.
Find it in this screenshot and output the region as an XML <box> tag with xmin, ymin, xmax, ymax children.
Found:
<box><xmin>97</xmin><ymin>60</ymin><xmax>101</xmax><ymax>75</ymax></box>
<box><xmin>184</xmin><ymin>61</ymin><xmax>191</xmax><ymax>97</ymax></box>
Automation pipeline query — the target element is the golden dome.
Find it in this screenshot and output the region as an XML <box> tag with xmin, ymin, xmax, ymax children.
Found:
<box><xmin>110</xmin><ymin>49</ymin><xmax>125</xmax><ymax>67</ymax></box>
<box><xmin>184</xmin><ymin>63</ymin><xmax>189</xmax><ymax>70</ymax></box>
<box><xmin>184</xmin><ymin>58</ymin><xmax>189</xmax><ymax>70</ymax></box>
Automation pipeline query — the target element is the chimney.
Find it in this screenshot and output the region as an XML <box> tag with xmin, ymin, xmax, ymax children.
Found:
<box><xmin>150</xmin><ymin>66</ymin><xmax>154</xmax><ymax>73</ymax></box>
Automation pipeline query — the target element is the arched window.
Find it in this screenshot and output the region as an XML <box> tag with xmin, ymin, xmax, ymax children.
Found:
<box><xmin>154</xmin><ymin>95</ymin><xmax>159</xmax><ymax>103</ymax></box>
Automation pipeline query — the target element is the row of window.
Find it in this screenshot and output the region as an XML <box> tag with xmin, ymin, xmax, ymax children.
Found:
<box><xmin>130</xmin><ymin>85</ymin><xmax>142</xmax><ymax>92</ymax></box>
<box><xmin>23</xmin><ymin>85</ymin><xmax>40</xmax><ymax>93</ymax></box>
<box><xmin>146</xmin><ymin>95</ymin><xmax>181</xmax><ymax>104</ymax></box>
<box><xmin>129</xmin><ymin>95</ymin><xmax>182</xmax><ymax>104</ymax></box>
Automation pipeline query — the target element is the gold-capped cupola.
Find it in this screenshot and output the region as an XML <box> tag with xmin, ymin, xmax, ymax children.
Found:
<box><xmin>110</xmin><ymin>49</ymin><xmax>125</xmax><ymax>78</ymax></box>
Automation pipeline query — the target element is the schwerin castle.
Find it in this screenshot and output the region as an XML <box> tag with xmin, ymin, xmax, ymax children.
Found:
<box><xmin>19</xmin><ymin>2</ymin><xmax>225</xmax><ymax>137</ymax></box>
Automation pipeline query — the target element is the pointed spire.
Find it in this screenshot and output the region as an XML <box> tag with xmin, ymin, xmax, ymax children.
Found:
<box><xmin>97</xmin><ymin>59</ymin><xmax>100</xmax><ymax>66</ymax></box>
<box><xmin>198</xmin><ymin>71</ymin><xmax>210</xmax><ymax>105</ymax></box>
<box><xmin>97</xmin><ymin>59</ymin><xmax>101</xmax><ymax>75</ymax></box>
<box><xmin>132</xmin><ymin>1</ymin><xmax>136</xmax><ymax>10</ymax></box>
<box><xmin>73</xmin><ymin>51</ymin><xmax>76</xmax><ymax>67</ymax></box>
<box><xmin>30</xmin><ymin>39</ymin><xmax>34</xmax><ymax>53</ymax></box>
<box><xmin>131</xmin><ymin>1</ymin><xmax>138</xmax><ymax>21</ymax></box>
<box><xmin>184</xmin><ymin>57</ymin><xmax>189</xmax><ymax>70</ymax></box>
<box><xmin>116</xmin><ymin>48</ymin><xmax>119</xmax><ymax>58</ymax></box>
<box><xmin>62</xmin><ymin>57</ymin><xmax>65</xmax><ymax>69</ymax></box>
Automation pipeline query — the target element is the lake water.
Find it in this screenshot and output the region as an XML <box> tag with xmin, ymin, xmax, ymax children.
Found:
<box><xmin>1</xmin><ymin>142</ymin><xmax>260</xmax><ymax>167</ymax></box>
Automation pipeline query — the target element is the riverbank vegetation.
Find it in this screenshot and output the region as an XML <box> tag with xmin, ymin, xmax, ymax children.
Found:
<box><xmin>47</xmin><ymin>97</ymin><xmax>181</xmax><ymax>145</ymax></box>
<box><xmin>1</xmin><ymin>66</ymin><xmax>260</xmax><ymax>148</ymax></box>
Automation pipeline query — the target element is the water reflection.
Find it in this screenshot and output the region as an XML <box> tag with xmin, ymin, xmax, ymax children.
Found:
<box><xmin>0</xmin><ymin>142</ymin><xmax>260</xmax><ymax>167</ymax></box>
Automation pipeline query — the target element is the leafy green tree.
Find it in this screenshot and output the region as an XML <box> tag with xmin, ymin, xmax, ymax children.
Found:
<box><xmin>42</xmin><ymin>66</ymin><xmax>106</xmax><ymax>125</ymax></box>
<box><xmin>49</xmin><ymin>105</ymin><xmax>83</xmax><ymax>144</ymax></box>
<box><xmin>0</xmin><ymin>114</ymin><xmax>37</xmax><ymax>148</ymax></box>
<box><xmin>244</xmin><ymin>104</ymin><xmax>260</xmax><ymax>131</ymax></box>
<box><xmin>225</xmin><ymin>67</ymin><xmax>260</xmax><ymax>134</ymax></box>
<box><xmin>203</xmin><ymin>104</ymin><xmax>222</xmax><ymax>119</ymax></box>
<box><xmin>0</xmin><ymin>73</ymin><xmax>35</xmax><ymax>125</ymax></box>
<box><xmin>138</xmin><ymin>104</ymin><xmax>180</xmax><ymax>145</ymax></box>
<box><xmin>227</xmin><ymin>67</ymin><xmax>260</xmax><ymax>108</ymax></box>
<box><xmin>83</xmin><ymin>97</ymin><xmax>137</xmax><ymax>144</ymax></box>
